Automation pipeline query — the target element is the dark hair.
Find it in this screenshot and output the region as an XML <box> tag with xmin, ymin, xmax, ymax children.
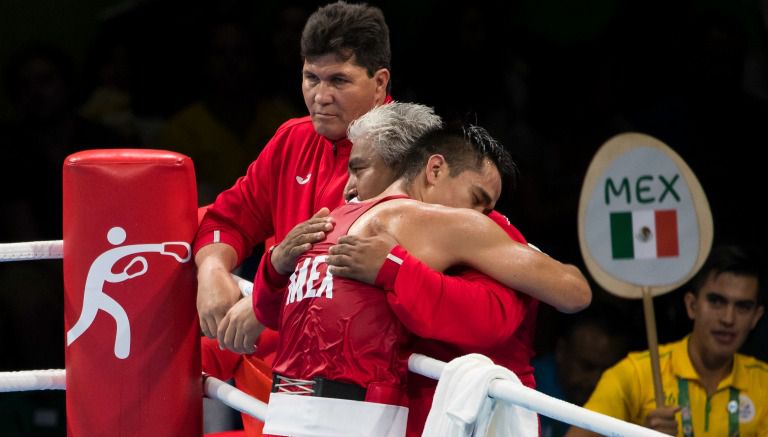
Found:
<box><xmin>300</xmin><ymin>1</ymin><xmax>391</xmax><ymax>77</ymax></box>
<box><xmin>399</xmin><ymin>125</ymin><xmax>518</xmax><ymax>191</ymax></box>
<box><xmin>561</xmin><ymin>302</ymin><xmax>629</xmax><ymax>350</ymax></box>
<box><xmin>691</xmin><ymin>245</ymin><xmax>763</xmax><ymax>304</ymax></box>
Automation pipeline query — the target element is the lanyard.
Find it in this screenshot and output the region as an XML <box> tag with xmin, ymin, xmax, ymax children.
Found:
<box><xmin>678</xmin><ymin>378</ymin><xmax>739</xmax><ymax>437</ymax></box>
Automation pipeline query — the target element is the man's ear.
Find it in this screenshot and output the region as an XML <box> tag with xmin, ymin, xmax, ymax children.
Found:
<box><xmin>424</xmin><ymin>154</ymin><xmax>447</xmax><ymax>185</ymax></box>
<box><xmin>684</xmin><ymin>291</ymin><xmax>697</xmax><ymax>320</ymax></box>
<box><xmin>373</xmin><ymin>68</ymin><xmax>390</xmax><ymax>101</ymax></box>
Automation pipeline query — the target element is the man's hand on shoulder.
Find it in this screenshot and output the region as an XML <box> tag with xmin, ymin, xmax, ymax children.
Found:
<box><xmin>327</xmin><ymin>231</ymin><xmax>398</xmax><ymax>285</ymax></box>
<box><xmin>271</xmin><ymin>207</ymin><xmax>334</xmax><ymax>274</ymax></box>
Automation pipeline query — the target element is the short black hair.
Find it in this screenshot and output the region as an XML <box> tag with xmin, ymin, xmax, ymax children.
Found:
<box><xmin>691</xmin><ymin>245</ymin><xmax>763</xmax><ymax>305</ymax></box>
<box><xmin>301</xmin><ymin>1</ymin><xmax>391</xmax><ymax>77</ymax></box>
<box><xmin>399</xmin><ymin>125</ymin><xmax>518</xmax><ymax>191</ymax></box>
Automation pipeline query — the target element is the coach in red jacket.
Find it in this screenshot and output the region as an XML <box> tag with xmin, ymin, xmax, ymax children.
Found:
<box><xmin>194</xmin><ymin>1</ymin><xmax>392</xmax><ymax>340</ymax></box>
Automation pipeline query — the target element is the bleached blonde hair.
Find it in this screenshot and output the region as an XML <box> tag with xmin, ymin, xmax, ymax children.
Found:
<box><xmin>347</xmin><ymin>101</ymin><xmax>443</xmax><ymax>167</ymax></box>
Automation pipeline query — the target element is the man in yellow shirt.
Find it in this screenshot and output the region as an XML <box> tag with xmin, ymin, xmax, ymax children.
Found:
<box><xmin>566</xmin><ymin>245</ymin><xmax>767</xmax><ymax>436</ymax></box>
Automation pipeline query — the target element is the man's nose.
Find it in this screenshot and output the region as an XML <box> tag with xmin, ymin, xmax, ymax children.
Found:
<box><xmin>314</xmin><ymin>81</ymin><xmax>334</xmax><ymax>104</ymax></box>
<box><xmin>721</xmin><ymin>304</ymin><xmax>736</xmax><ymax>325</ymax></box>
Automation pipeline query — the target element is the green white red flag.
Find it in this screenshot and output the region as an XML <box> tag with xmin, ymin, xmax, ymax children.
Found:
<box><xmin>610</xmin><ymin>209</ymin><xmax>679</xmax><ymax>259</ymax></box>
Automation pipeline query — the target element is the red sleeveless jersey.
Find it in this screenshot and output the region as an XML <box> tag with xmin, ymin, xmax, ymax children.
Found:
<box><xmin>272</xmin><ymin>195</ymin><xmax>411</xmax><ymax>392</ymax></box>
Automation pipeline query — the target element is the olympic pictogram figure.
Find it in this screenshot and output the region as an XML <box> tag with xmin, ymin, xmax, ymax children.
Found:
<box><xmin>66</xmin><ymin>226</ymin><xmax>191</xmax><ymax>359</ymax></box>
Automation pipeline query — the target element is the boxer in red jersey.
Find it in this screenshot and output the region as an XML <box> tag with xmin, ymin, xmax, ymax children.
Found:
<box><xmin>250</xmin><ymin>117</ymin><xmax>591</xmax><ymax>436</ymax></box>
<box><xmin>262</xmin><ymin>194</ymin><xmax>414</xmax><ymax>436</ymax></box>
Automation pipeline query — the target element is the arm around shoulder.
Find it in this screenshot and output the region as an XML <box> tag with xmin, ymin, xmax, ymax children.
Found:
<box><xmin>551</xmin><ymin>262</ymin><xmax>592</xmax><ymax>313</ymax></box>
<box><xmin>423</xmin><ymin>208</ymin><xmax>592</xmax><ymax>313</ymax></box>
<box><xmin>386</xmin><ymin>248</ymin><xmax>528</xmax><ymax>348</ymax></box>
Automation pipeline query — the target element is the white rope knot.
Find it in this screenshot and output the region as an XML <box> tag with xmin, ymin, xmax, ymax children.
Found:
<box><xmin>274</xmin><ymin>375</ymin><xmax>316</xmax><ymax>395</ymax></box>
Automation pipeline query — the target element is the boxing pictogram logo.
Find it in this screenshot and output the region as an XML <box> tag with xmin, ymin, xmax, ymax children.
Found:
<box><xmin>66</xmin><ymin>226</ymin><xmax>191</xmax><ymax>359</ymax></box>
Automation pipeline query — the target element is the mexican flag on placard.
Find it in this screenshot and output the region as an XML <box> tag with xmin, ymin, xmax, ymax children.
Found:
<box><xmin>610</xmin><ymin>209</ymin><xmax>679</xmax><ymax>259</ymax></box>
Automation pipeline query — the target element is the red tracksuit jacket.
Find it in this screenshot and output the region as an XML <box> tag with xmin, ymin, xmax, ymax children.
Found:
<box><xmin>193</xmin><ymin>115</ymin><xmax>351</xmax><ymax>261</ymax></box>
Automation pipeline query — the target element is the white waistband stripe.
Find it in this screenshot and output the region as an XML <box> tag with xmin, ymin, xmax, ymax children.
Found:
<box><xmin>264</xmin><ymin>392</ymin><xmax>407</xmax><ymax>437</ymax></box>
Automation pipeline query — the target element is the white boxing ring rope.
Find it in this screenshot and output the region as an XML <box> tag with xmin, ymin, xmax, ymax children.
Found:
<box><xmin>0</xmin><ymin>240</ymin><xmax>254</xmax><ymax>296</ymax></box>
<box><xmin>0</xmin><ymin>240</ymin><xmax>665</xmax><ymax>437</ymax></box>
<box><xmin>408</xmin><ymin>354</ymin><xmax>666</xmax><ymax>437</ymax></box>
<box><xmin>0</xmin><ymin>369</ymin><xmax>66</xmax><ymax>392</ymax></box>
<box><xmin>0</xmin><ymin>240</ymin><xmax>64</xmax><ymax>261</ymax></box>
<box><xmin>203</xmin><ymin>374</ymin><xmax>269</xmax><ymax>421</ymax></box>
<box><xmin>0</xmin><ymin>368</ymin><xmax>269</xmax><ymax>421</ymax></box>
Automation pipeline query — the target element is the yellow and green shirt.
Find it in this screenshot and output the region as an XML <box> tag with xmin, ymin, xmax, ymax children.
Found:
<box><xmin>583</xmin><ymin>336</ymin><xmax>768</xmax><ymax>436</ymax></box>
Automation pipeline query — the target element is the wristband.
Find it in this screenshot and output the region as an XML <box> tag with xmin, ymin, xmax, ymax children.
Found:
<box><xmin>374</xmin><ymin>245</ymin><xmax>408</xmax><ymax>290</ymax></box>
<box><xmin>263</xmin><ymin>245</ymin><xmax>290</xmax><ymax>288</ymax></box>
